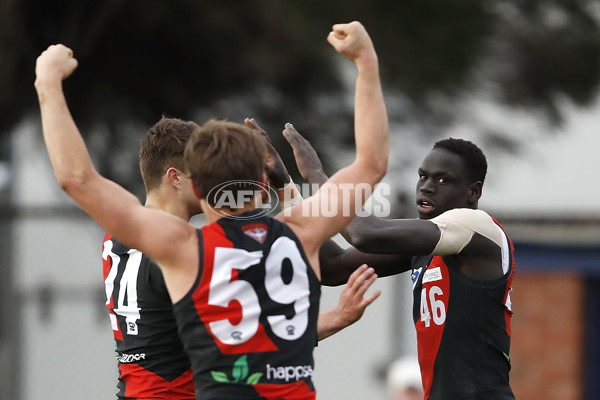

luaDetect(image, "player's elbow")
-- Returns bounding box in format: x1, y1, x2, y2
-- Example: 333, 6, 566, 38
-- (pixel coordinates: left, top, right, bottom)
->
373, 157, 388, 181
55, 170, 91, 195
320, 268, 348, 287
356, 155, 388, 184
346, 229, 378, 253
376, 149, 389, 178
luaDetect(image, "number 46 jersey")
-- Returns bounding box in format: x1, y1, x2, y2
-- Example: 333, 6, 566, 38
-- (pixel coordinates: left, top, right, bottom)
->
411, 213, 516, 400
102, 233, 195, 400
173, 211, 321, 400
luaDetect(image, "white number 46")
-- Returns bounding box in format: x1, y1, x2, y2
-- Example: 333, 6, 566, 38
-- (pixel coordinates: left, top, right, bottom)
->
420, 286, 446, 328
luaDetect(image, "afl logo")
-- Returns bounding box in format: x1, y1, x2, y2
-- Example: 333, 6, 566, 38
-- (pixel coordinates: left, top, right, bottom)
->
207, 180, 279, 220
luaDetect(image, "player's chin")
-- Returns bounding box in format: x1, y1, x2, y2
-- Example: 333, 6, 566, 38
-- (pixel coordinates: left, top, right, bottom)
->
417, 206, 437, 220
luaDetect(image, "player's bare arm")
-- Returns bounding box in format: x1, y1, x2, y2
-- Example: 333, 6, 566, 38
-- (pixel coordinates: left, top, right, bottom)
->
278, 22, 389, 272
282, 121, 440, 261
318, 240, 412, 285
282, 125, 507, 278
244, 117, 292, 189
250, 117, 386, 332
282, 122, 328, 186
35, 44, 198, 300
261, 120, 415, 282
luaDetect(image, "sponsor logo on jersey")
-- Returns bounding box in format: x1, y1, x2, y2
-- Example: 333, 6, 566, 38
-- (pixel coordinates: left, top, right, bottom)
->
422, 266, 443, 283
266, 363, 313, 382
118, 352, 146, 363
211, 355, 263, 385
242, 223, 268, 243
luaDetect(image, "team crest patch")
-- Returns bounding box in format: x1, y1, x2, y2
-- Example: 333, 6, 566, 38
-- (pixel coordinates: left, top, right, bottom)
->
243, 224, 268, 243
411, 268, 421, 284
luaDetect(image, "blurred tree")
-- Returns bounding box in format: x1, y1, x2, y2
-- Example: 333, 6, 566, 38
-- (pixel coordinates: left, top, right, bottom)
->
1, 0, 343, 193
491, 0, 600, 122
0, 0, 599, 193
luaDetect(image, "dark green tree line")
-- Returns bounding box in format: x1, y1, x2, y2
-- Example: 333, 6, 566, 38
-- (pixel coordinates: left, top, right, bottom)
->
1, 0, 598, 193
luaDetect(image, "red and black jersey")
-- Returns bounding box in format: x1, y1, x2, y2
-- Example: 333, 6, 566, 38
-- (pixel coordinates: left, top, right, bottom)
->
102, 233, 194, 400
411, 217, 516, 400
173, 210, 321, 400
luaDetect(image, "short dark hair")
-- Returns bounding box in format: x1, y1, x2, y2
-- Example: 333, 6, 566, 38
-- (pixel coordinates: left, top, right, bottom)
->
432, 138, 487, 184
184, 119, 267, 207
139, 117, 199, 192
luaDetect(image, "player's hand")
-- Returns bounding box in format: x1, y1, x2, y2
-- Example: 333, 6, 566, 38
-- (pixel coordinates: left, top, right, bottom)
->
334, 264, 381, 327
282, 123, 326, 184
327, 21, 376, 63
35, 44, 78, 86
244, 117, 290, 189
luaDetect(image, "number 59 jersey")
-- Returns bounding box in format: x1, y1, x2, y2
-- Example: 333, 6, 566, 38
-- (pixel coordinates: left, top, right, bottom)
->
102, 233, 194, 400
173, 211, 321, 400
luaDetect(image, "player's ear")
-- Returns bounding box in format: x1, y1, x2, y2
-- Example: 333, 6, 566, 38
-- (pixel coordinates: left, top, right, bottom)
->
166, 167, 181, 187
468, 181, 483, 203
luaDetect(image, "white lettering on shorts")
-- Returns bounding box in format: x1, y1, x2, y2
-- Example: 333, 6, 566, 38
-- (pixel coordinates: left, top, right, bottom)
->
118, 353, 146, 363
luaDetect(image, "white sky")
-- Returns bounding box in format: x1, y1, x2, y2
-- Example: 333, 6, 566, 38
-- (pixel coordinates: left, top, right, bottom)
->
450, 96, 600, 219
366, 93, 600, 221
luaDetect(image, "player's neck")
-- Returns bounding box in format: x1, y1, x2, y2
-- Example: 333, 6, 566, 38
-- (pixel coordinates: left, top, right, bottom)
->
201, 199, 259, 224
145, 193, 191, 222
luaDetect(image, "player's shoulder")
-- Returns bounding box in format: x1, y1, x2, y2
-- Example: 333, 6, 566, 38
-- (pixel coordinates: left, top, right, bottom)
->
431, 208, 505, 254
434, 208, 491, 220
431, 208, 495, 229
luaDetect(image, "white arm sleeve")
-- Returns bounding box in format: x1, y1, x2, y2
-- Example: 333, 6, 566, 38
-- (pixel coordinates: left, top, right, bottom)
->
429, 208, 504, 256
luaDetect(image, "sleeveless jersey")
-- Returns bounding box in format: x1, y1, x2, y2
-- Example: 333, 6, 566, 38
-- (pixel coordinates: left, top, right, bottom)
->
173, 210, 321, 400
102, 233, 195, 400
411, 215, 516, 400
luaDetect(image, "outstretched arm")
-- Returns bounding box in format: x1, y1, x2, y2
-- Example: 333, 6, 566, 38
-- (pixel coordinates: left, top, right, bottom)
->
35, 45, 88, 187
245, 117, 304, 210
319, 240, 411, 286
279, 21, 389, 260
281, 123, 328, 186
246, 117, 390, 334
247, 118, 412, 280
317, 265, 381, 341
283, 124, 439, 257
34, 45, 194, 280
244, 117, 291, 190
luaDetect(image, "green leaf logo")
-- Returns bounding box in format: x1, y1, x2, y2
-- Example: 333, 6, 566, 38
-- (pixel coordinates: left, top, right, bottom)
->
232, 355, 249, 383
247, 372, 263, 385
210, 355, 262, 385
211, 371, 230, 383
